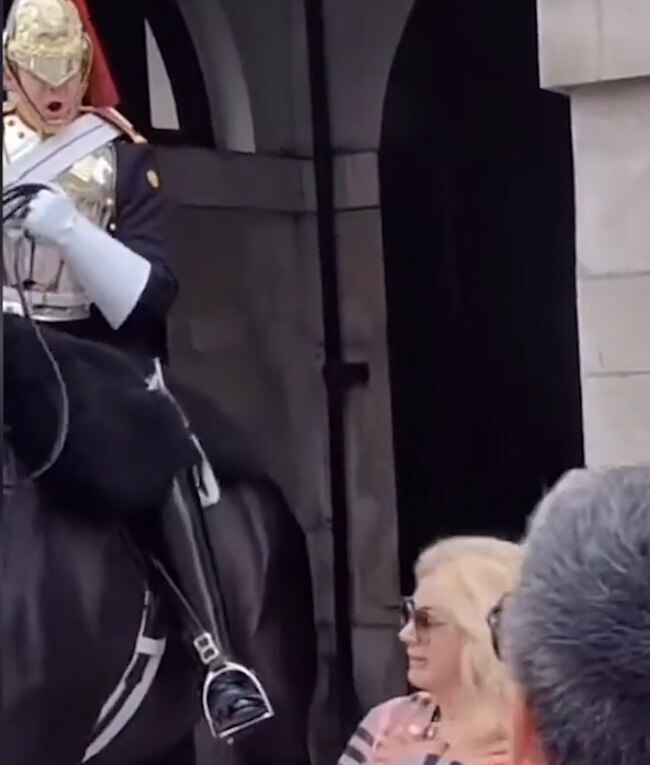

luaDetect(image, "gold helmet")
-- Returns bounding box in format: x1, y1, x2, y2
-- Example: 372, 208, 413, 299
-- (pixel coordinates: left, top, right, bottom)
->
3, 0, 92, 88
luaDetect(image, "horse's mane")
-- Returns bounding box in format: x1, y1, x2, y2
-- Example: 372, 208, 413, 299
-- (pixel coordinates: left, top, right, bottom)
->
4, 314, 197, 522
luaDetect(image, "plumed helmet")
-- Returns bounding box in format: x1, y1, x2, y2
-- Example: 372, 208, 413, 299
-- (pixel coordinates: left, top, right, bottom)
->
4, 0, 119, 107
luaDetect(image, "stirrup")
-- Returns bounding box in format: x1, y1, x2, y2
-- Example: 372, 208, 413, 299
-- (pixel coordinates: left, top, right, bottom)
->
201, 662, 274, 742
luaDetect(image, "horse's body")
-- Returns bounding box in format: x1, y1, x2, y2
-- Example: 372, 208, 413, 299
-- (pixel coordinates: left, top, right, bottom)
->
3, 314, 316, 765
4, 478, 199, 765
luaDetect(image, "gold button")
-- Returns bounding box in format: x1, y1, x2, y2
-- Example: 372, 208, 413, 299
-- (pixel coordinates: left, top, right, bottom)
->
146, 169, 160, 189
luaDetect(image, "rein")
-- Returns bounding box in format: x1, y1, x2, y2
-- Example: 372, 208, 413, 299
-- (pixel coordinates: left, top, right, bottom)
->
3, 183, 71, 488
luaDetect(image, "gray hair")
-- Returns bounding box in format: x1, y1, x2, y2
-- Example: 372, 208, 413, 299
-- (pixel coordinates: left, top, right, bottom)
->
505, 466, 650, 765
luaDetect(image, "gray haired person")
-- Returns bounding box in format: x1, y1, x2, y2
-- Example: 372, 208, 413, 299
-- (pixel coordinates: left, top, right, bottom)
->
499, 466, 650, 765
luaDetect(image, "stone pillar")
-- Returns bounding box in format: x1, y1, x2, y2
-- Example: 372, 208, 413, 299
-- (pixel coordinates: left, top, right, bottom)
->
536, 0, 650, 467
320, 0, 420, 718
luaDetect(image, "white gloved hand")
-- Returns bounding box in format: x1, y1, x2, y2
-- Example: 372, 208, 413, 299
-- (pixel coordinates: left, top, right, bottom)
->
22, 184, 77, 245
19, 182, 152, 329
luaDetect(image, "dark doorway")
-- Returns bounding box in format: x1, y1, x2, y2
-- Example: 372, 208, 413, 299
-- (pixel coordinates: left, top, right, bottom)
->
379, 0, 583, 592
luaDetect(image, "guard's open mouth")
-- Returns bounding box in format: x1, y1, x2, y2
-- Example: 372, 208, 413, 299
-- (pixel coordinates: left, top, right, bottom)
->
46, 100, 63, 114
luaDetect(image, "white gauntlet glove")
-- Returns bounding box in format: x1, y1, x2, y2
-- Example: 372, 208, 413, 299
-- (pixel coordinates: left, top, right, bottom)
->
23, 184, 152, 329
23, 184, 79, 243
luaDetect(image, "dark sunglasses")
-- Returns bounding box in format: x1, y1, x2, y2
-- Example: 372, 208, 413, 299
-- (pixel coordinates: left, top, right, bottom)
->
487, 593, 510, 660
399, 596, 444, 643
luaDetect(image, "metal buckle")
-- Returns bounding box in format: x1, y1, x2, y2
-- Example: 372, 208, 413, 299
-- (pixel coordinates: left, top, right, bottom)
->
193, 632, 222, 666
202, 663, 274, 743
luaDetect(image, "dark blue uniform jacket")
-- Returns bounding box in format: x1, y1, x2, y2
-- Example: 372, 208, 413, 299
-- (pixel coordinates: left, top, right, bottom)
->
56, 139, 177, 363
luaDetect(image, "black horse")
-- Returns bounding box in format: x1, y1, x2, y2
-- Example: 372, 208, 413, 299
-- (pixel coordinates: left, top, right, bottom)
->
3, 313, 316, 765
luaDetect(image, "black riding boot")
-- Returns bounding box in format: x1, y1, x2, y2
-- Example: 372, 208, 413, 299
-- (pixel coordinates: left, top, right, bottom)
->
151, 470, 273, 741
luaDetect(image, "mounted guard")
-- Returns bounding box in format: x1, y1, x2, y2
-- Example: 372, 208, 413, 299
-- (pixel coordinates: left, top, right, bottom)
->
2, 0, 273, 741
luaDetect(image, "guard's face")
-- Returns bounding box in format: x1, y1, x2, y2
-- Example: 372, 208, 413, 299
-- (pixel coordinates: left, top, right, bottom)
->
10, 68, 84, 129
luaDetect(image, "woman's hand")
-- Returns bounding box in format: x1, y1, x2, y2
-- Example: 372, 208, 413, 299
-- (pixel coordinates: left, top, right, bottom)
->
373, 724, 444, 763
372, 724, 509, 765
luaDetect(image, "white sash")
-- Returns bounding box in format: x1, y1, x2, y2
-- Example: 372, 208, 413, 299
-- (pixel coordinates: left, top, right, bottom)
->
3, 112, 121, 189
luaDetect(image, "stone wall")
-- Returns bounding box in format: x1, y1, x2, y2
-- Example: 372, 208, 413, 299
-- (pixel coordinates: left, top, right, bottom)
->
155, 5, 416, 761
537, 0, 650, 467
153, 1, 650, 761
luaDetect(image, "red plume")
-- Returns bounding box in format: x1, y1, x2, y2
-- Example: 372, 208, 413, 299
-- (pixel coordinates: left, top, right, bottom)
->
69, 0, 120, 108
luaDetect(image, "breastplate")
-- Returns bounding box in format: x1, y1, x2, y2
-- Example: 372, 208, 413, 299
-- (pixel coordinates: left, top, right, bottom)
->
3, 112, 117, 322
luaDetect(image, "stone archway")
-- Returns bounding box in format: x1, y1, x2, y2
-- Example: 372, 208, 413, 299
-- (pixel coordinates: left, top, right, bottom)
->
85, 0, 255, 152
174, 0, 255, 153
379, 0, 584, 588
79, 0, 211, 146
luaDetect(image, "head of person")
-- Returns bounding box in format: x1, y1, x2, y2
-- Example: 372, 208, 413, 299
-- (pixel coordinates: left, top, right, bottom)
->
502, 466, 650, 765
399, 536, 520, 728
3, 0, 118, 132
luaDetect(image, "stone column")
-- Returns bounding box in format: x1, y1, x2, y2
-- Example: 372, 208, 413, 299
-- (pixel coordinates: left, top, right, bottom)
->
536, 0, 650, 467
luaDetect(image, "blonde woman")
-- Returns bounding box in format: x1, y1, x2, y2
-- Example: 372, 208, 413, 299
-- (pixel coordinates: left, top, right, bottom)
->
339, 536, 520, 765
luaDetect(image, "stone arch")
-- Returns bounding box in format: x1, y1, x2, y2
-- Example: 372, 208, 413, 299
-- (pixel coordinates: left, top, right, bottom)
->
145, 0, 257, 151
141, 0, 257, 151
175, 0, 255, 153
143, 0, 213, 145
144, 20, 179, 131
379, 0, 583, 589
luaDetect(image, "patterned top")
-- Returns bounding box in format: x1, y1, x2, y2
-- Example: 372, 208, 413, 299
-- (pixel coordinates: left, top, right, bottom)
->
338, 694, 463, 765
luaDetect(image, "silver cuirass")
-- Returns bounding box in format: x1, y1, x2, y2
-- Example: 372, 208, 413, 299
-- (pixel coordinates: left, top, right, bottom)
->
3, 110, 117, 321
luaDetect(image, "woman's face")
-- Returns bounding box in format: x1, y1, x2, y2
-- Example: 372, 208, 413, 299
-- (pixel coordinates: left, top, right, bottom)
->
399, 572, 463, 695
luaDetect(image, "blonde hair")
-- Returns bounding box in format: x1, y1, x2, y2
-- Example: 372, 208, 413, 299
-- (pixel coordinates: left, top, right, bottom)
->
414, 535, 520, 749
